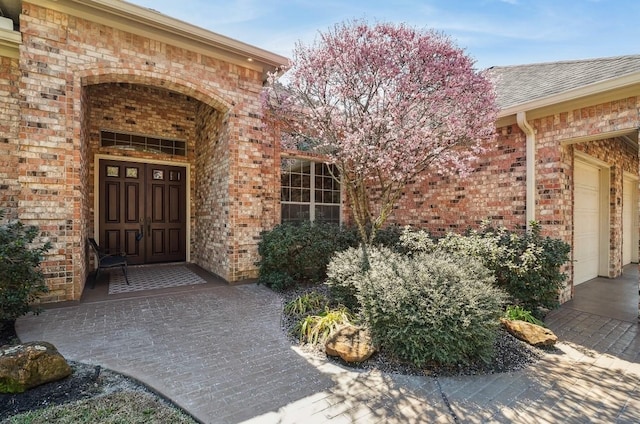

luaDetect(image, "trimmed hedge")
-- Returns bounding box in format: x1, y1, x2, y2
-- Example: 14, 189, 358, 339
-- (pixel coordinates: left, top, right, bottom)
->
256, 222, 402, 290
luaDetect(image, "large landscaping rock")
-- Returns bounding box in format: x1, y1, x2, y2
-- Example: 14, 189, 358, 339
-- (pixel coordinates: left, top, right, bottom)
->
501, 318, 558, 347
325, 325, 376, 363
0, 341, 72, 393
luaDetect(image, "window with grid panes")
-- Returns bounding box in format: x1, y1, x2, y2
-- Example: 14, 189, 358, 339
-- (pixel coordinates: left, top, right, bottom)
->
101, 130, 186, 156
280, 158, 341, 224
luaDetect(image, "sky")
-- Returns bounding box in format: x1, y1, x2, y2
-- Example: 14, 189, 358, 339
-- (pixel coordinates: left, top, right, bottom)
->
127, 0, 639, 70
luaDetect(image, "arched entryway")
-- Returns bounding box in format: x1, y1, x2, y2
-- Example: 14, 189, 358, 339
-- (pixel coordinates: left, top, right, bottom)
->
78, 71, 233, 294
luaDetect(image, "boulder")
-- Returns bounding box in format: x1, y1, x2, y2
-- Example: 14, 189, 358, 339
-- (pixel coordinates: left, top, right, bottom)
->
0, 341, 72, 393
325, 325, 376, 363
501, 318, 558, 347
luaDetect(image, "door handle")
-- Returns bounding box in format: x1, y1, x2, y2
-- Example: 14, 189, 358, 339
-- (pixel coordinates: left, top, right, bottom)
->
136, 218, 144, 241
146, 217, 151, 235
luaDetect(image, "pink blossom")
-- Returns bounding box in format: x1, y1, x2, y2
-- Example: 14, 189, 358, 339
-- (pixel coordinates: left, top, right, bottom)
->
263, 20, 498, 243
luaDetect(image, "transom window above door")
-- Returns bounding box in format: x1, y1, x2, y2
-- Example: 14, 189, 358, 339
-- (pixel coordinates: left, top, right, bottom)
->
101, 130, 186, 156
280, 158, 341, 224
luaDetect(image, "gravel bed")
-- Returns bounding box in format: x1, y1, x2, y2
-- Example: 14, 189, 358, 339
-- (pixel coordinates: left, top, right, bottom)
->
0, 322, 195, 422
0, 361, 160, 421
279, 284, 545, 377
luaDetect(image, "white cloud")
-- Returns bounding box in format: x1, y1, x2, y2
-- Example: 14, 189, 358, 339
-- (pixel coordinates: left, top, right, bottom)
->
131, 0, 269, 28
126, 0, 639, 70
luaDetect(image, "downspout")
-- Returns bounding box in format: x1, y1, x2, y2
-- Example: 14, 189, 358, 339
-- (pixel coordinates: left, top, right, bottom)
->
516, 111, 535, 231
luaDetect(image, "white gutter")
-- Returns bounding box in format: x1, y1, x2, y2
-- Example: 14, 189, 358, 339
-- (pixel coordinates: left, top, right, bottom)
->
517, 111, 536, 230
499, 71, 640, 118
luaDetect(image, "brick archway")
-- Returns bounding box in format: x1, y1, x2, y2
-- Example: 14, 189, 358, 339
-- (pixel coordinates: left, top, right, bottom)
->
75, 69, 234, 299
78, 68, 234, 113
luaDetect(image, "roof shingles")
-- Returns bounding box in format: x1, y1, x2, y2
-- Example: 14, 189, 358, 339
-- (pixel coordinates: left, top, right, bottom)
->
485, 55, 640, 110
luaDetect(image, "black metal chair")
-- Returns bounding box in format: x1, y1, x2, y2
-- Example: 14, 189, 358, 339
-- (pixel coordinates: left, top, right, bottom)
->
88, 238, 130, 288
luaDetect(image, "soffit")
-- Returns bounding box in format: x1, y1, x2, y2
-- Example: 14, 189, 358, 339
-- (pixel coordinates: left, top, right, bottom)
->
0, 0, 20, 24
24, 0, 289, 79
0, 27, 20, 58
494, 79, 640, 129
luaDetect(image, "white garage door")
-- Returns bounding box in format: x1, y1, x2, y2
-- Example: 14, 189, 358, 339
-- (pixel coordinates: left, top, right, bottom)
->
623, 176, 637, 265
574, 160, 600, 285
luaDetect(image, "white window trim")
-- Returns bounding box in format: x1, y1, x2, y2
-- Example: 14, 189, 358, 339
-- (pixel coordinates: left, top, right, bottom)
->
280, 158, 342, 224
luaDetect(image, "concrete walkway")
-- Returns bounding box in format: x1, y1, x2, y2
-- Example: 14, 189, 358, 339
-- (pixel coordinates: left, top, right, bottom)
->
16, 274, 640, 423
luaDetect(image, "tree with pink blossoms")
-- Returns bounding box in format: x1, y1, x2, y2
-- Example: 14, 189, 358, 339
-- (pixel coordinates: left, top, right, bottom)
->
263, 21, 497, 244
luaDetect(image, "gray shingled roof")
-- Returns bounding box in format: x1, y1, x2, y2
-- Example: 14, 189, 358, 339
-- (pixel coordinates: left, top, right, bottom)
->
485, 55, 640, 111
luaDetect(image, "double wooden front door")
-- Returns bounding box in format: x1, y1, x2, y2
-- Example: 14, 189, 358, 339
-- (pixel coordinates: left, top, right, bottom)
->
99, 159, 186, 265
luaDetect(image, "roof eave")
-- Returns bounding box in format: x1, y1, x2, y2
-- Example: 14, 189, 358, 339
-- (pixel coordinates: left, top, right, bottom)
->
27, 0, 289, 76
0, 27, 21, 59
497, 71, 640, 118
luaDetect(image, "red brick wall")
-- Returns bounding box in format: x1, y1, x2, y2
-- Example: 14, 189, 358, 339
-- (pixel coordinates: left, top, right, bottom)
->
15, 2, 275, 300
78, 86, 91, 298
388, 126, 527, 234
0, 56, 20, 218
228, 92, 279, 280
382, 96, 639, 304
194, 103, 230, 278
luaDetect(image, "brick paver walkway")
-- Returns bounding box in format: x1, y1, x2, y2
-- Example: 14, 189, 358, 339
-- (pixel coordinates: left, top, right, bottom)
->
16, 283, 640, 423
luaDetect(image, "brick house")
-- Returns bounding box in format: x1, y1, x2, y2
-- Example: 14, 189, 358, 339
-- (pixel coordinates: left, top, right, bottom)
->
1, 1, 639, 308
389, 56, 640, 303
0, 0, 287, 302
280, 56, 640, 306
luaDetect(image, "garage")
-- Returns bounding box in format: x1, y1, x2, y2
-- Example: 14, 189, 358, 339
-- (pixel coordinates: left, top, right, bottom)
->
622, 175, 638, 265
573, 159, 602, 285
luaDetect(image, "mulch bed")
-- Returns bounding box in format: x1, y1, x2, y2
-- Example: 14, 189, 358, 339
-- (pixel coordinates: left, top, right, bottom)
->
0, 361, 104, 420
279, 285, 548, 377
0, 321, 186, 422
0, 320, 105, 420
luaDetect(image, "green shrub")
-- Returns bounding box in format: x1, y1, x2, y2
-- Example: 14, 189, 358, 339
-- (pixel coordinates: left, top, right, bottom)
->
331, 246, 507, 366
256, 221, 358, 290
0, 210, 51, 322
325, 238, 416, 311
396, 226, 436, 254
256, 221, 428, 291
504, 305, 545, 327
371, 225, 405, 250
398, 222, 570, 316
284, 291, 329, 316
293, 306, 354, 345
326, 245, 385, 311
